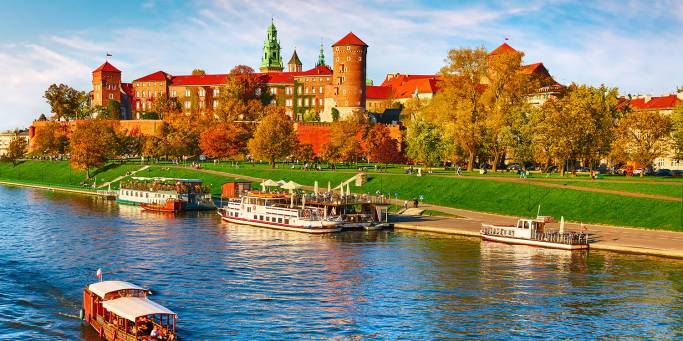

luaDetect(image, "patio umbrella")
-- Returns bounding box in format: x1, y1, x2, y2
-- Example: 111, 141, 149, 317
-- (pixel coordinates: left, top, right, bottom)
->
281, 181, 303, 193
559, 216, 565, 234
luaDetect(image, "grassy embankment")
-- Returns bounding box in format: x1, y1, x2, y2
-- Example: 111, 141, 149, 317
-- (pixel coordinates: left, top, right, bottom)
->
2, 160, 682, 231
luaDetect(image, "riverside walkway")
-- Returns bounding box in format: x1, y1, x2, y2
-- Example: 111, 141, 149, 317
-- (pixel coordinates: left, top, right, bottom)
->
192, 167, 683, 259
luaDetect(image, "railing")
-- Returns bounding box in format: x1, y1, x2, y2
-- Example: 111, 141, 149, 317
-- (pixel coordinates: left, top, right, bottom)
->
481, 226, 588, 245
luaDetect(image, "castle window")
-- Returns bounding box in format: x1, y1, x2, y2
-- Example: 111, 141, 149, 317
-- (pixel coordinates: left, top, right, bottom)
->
213, 88, 220, 96
136, 102, 141, 109
136, 91, 140, 97
319, 86, 323, 93
305, 87, 309, 94
185, 89, 190, 97
297, 98, 302, 106
343, 89, 347, 95
286, 99, 292, 107
185, 101, 191, 109
347, 56, 351, 61
213, 100, 218, 109
358, 56, 362, 61
199, 89, 205, 97
154, 91, 158, 97
269, 87, 276, 95
312, 87, 316, 94
298, 86, 302, 93
336, 57, 339, 62
199, 100, 205, 109
335, 47, 339, 51
304, 98, 309, 106
171, 90, 177, 97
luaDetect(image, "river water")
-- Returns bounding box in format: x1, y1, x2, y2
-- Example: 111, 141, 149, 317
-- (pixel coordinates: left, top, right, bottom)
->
1, 185, 683, 340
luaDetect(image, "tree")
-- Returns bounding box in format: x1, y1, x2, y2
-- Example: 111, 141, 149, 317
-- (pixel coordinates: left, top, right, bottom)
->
612, 110, 672, 177
330, 107, 340, 122
43, 84, 86, 120
302, 109, 320, 122
5, 131, 28, 166
29, 121, 68, 157
95, 100, 121, 120
192, 69, 206, 75
151, 96, 181, 119
224, 65, 267, 103
426, 47, 488, 171
405, 117, 444, 168
292, 143, 315, 163
247, 110, 297, 167
162, 112, 202, 159
366, 124, 402, 166
113, 128, 142, 162
70, 120, 117, 178
199, 122, 249, 159
320, 112, 367, 164
671, 104, 683, 159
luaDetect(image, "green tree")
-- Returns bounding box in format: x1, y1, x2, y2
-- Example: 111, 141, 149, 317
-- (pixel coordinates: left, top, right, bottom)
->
43, 84, 86, 120
330, 107, 340, 122
406, 117, 444, 168
247, 110, 297, 167
671, 104, 683, 159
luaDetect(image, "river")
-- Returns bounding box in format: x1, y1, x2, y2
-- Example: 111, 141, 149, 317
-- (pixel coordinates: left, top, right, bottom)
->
0, 185, 682, 340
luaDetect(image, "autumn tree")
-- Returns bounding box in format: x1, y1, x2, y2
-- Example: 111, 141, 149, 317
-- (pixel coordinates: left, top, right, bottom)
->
366, 124, 402, 166
150, 97, 181, 119
612, 110, 672, 177
192, 69, 206, 75
199, 122, 250, 159
113, 128, 142, 162
671, 104, 683, 159
4, 131, 28, 166
162, 112, 202, 159
70, 120, 117, 178
320, 111, 367, 164
30, 121, 69, 157
215, 65, 270, 123
426, 47, 488, 171
292, 143, 315, 163
247, 109, 297, 167
43, 84, 87, 120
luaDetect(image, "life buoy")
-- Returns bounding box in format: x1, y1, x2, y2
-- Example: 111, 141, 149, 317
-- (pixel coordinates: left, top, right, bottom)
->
253, 205, 257, 211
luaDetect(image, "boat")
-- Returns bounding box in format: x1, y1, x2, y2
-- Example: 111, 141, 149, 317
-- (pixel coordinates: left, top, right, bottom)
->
140, 199, 185, 213
480, 216, 589, 250
217, 192, 343, 233
82, 280, 177, 341
302, 195, 393, 230
117, 177, 214, 211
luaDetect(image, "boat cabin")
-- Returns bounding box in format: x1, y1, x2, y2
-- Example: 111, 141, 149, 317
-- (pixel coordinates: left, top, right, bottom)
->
83, 281, 177, 341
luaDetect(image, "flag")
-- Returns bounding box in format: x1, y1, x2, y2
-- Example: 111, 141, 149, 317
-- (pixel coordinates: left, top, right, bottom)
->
96, 268, 103, 281
106, 53, 112, 57
505, 37, 509, 41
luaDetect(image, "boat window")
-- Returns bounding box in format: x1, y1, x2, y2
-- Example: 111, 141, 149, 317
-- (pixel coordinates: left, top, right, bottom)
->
278, 218, 283, 223
260, 215, 264, 221
235, 213, 238, 217
523, 221, 530, 229
247, 207, 251, 212
265, 216, 269, 221
284, 219, 289, 224
254, 215, 257, 220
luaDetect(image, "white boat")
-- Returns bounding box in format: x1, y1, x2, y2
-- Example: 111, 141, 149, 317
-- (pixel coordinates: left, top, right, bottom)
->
481, 216, 589, 250
217, 192, 342, 233
117, 177, 214, 211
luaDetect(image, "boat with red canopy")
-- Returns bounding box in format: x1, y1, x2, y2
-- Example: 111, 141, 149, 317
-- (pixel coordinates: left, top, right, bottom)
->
82, 280, 177, 340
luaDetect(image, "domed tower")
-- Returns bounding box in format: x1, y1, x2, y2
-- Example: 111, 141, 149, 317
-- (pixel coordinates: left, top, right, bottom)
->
287, 49, 302, 72
259, 19, 284, 73
324, 32, 367, 120
92, 61, 121, 108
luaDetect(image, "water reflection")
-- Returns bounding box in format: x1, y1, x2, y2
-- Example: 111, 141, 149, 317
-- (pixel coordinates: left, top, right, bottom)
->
1, 185, 683, 339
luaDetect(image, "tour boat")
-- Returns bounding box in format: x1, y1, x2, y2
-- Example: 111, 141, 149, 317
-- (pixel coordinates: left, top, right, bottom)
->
481, 216, 589, 250
82, 280, 177, 341
117, 177, 214, 211
302, 196, 393, 230
217, 192, 343, 233
140, 199, 185, 213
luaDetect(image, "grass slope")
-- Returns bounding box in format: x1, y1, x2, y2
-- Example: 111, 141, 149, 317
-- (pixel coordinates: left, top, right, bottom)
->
0, 161, 140, 189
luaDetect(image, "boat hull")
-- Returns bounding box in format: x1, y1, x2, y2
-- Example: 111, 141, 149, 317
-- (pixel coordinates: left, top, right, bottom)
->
220, 215, 342, 234
481, 234, 589, 250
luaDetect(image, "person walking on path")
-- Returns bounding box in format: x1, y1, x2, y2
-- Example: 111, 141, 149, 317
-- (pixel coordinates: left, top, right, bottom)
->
457, 166, 463, 176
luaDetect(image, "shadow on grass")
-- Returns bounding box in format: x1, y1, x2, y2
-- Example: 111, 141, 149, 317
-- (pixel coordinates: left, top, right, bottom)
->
90, 163, 119, 178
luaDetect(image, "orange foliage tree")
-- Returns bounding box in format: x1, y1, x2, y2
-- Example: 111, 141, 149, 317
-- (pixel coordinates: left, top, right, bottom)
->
366, 124, 402, 166
199, 122, 250, 159
69, 120, 117, 178
247, 109, 297, 167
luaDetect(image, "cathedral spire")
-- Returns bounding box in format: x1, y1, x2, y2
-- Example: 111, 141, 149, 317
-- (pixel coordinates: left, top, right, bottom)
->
316, 41, 326, 67
260, 19, 284, 72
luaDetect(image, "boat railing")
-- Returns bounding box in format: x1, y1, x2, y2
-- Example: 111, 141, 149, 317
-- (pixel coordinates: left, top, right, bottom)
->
481, 225, 516, 237
531, 231, 588, 245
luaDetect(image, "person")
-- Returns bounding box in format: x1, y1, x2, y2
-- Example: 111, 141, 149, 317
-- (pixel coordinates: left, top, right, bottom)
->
403, 200, 408, 210
457, 166, 462, 176
151, 326, 160, 339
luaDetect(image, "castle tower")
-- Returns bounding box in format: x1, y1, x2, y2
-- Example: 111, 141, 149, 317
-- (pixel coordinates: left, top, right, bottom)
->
323, 32, 367, 121
259, 19, 284, 72
92, 61, 122, 108
287, 49, 302, 72
316, 42, 326, 67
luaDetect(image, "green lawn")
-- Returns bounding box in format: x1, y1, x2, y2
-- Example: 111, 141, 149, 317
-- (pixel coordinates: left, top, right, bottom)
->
3, 160, 683, 231
537, 180, 683, 198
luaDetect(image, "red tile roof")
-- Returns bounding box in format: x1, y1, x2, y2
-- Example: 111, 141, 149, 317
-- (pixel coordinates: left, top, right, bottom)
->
134, 71, 170, 82
170, 74, 229, 86
627, 95, 682, 110
489, 43, 518, 56
93, 61, 121, 73
296, 65, 333, 76
333, 32, 367, 47
378, 74, 441, 99
366, 86, 393, 99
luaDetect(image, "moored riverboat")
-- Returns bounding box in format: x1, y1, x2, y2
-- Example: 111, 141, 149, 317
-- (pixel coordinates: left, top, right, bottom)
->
218, 192, 343, 233
82, 280, 177, 341
481, 216, 589, 250
117, 177, 214, 211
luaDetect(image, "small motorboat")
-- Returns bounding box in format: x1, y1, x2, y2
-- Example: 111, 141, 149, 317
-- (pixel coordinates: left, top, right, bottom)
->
82, 280, 177, 340
141, 199, 185, 213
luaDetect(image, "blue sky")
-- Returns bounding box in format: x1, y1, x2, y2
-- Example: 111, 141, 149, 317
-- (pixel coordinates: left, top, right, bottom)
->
1, 0, 682, 130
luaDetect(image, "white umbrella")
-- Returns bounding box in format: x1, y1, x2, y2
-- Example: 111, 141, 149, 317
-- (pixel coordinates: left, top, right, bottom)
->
281, 181, 303, 194
314, 181, 319, 195
263, 179, 279, 187
559, 216, 565, 234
